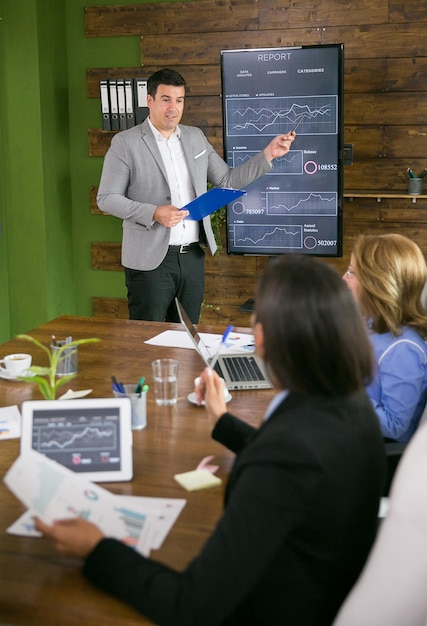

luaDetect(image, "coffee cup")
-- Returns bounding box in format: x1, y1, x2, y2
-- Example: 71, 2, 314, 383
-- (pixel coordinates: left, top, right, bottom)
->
0, 353, 32, 377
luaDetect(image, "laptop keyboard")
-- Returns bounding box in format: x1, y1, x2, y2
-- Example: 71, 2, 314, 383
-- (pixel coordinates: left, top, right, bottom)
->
221, 356, 265, 382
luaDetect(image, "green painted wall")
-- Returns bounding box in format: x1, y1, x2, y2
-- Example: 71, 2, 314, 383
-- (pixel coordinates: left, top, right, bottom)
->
65, 0, 142, 321
0, 0, 10, 341
0, 0, 73, 341
0, 0, 143, 341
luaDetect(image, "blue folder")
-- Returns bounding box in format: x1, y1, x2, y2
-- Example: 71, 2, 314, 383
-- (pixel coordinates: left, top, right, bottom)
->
181, 188, 246, 220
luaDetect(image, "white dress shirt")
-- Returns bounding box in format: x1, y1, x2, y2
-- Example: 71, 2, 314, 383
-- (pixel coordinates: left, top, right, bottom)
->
148, 118, 199, 246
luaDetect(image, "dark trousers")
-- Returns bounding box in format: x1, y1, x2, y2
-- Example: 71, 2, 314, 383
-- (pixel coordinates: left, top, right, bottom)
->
124, 245, 205, 323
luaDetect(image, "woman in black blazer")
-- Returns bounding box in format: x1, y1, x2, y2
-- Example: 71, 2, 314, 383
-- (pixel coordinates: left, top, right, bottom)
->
36, 255, 385, 626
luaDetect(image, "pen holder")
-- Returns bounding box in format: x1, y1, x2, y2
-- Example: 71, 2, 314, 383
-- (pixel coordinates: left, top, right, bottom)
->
50, 341, 78, 376
113, 384, 147, 430
408, 177, 423, 196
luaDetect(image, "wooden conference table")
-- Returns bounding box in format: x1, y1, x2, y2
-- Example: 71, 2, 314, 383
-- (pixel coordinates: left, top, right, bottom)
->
0, 315, 274, 625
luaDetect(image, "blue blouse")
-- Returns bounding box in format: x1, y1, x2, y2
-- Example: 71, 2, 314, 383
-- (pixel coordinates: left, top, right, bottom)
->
367, 326, 427, 442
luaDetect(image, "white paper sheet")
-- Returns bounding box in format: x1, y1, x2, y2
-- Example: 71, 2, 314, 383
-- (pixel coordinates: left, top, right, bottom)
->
145, 330, 255, 354
4, 450, 186, 556
0, 405, 21, 440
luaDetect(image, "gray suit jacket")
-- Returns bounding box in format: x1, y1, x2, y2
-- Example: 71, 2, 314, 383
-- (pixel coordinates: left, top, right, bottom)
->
97, 119, 272, 270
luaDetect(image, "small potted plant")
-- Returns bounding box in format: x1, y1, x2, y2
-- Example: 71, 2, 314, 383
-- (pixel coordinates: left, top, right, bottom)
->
16, 334, 100, 399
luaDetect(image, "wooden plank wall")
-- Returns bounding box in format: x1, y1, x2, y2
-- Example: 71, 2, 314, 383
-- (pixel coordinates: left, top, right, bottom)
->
85, 0, 427, 325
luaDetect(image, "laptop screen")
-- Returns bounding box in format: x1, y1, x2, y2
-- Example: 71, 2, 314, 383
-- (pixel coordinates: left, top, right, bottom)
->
175, 298, 213, 365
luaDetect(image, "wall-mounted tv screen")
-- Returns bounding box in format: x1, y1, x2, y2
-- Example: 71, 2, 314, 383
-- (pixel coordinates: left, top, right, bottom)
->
221, 44, 344, 257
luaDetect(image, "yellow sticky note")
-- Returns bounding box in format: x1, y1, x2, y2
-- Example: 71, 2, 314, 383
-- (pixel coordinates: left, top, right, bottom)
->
174, 468, 222, 491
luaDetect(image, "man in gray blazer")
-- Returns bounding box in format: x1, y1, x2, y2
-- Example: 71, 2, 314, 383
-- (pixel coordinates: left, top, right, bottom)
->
97, 69, 295, 322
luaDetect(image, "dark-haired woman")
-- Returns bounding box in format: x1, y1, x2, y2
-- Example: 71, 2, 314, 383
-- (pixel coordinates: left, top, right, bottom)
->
36, 255, 385, 626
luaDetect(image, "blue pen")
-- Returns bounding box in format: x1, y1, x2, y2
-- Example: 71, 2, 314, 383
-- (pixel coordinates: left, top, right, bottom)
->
111, 375, 125, 393
209, 324, 234, 372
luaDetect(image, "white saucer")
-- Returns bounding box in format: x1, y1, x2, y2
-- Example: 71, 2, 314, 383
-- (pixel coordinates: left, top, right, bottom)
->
0, 369, 36, 382
187, 391, 232, 406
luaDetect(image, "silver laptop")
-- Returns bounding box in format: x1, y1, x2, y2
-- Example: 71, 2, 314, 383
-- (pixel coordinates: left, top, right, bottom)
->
175, 298, 272, 390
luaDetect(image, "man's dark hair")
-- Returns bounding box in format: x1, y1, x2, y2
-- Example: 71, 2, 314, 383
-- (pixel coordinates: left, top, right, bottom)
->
255, 254, 373, 396
147, 69, 186, 98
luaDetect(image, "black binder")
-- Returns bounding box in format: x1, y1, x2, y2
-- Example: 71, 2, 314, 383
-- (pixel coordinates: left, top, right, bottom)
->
108, 79, 119, 131
133, 78, 149, 125
117, 79, 127, 130
125, 79, 135, 128
99, 80, 111, 131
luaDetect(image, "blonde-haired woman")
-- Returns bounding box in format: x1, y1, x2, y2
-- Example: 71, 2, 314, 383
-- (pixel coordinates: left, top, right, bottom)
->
344, 233, 427, 442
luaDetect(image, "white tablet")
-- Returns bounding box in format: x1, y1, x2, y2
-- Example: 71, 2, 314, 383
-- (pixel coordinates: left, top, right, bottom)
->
20, 398, 133, 482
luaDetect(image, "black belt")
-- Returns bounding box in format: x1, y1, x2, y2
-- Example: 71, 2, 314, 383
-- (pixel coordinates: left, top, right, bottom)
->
167, 243, 199, 254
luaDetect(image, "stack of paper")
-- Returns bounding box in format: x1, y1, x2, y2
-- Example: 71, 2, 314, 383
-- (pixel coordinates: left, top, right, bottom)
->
4, 449, 185, 556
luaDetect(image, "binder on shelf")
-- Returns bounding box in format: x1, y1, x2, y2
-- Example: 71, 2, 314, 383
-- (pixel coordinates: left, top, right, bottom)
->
117, 79, 127, 130
125, 79, 135, 128
108, 79, 119, 131
99, 80, 111, 131
133, 78, 149, 125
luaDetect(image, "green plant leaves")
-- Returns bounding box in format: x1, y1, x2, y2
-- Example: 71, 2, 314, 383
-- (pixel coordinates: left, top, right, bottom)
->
16, 335, 100, 400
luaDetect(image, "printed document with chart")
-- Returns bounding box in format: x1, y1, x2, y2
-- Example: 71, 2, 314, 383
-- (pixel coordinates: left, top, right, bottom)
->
4, 449, 185, 555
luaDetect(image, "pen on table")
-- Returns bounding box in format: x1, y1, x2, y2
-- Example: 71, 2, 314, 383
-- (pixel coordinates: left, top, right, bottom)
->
209, 324, 234, 373
407, 167, 415, 178
111, 375, 125, 393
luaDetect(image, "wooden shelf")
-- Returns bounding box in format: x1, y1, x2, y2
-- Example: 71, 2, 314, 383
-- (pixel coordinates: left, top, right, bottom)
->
344, 190, 427, 203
